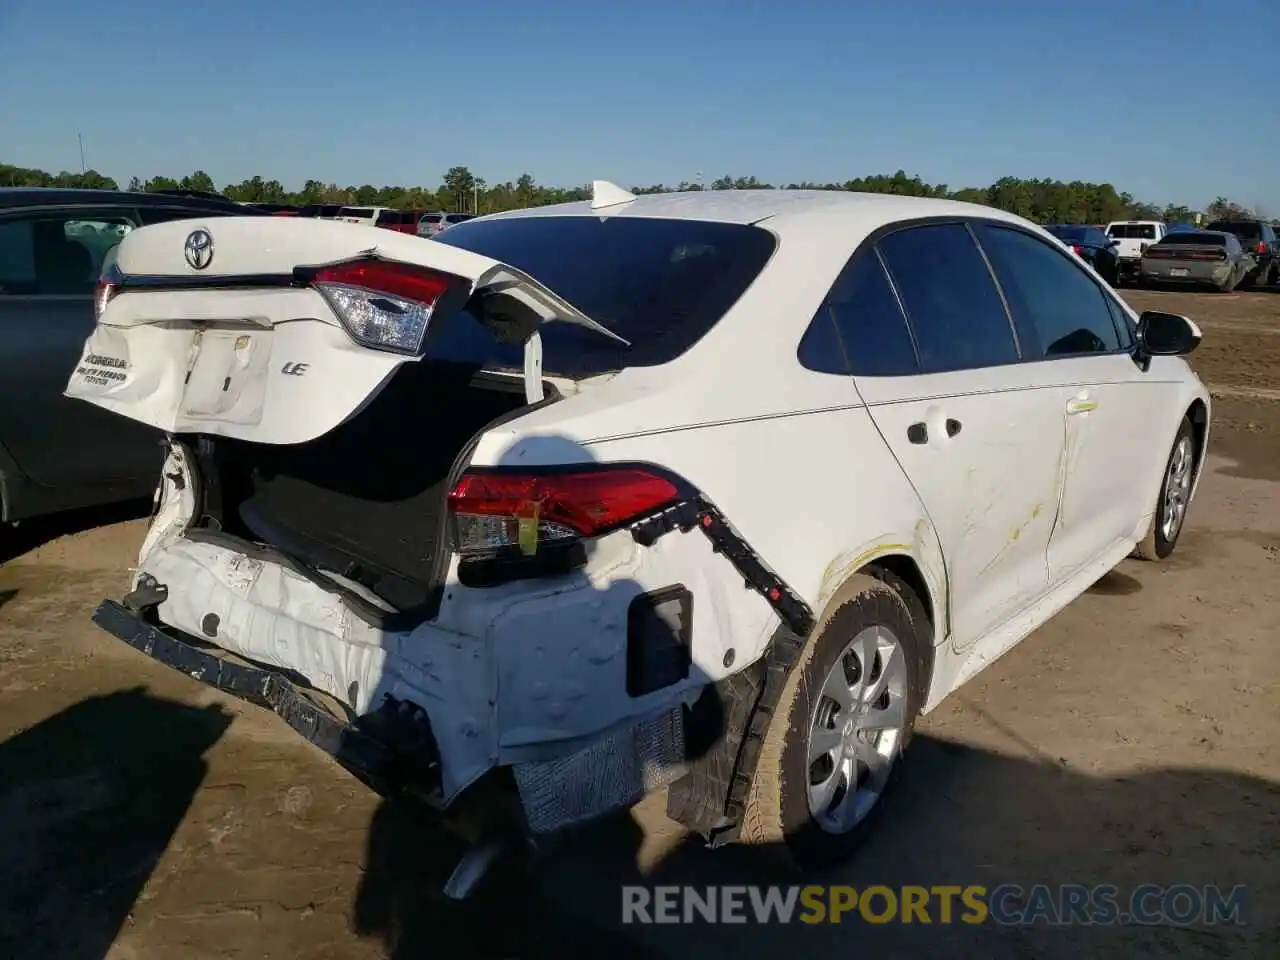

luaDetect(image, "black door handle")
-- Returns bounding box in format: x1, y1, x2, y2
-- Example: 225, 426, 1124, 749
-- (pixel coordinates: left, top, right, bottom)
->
946, 418, 962, 437
907, 423, 928, 444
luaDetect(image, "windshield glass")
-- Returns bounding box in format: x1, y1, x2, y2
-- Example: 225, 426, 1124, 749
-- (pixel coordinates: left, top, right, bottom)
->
1161, 233, 1227, 246
429, 215, 777, 377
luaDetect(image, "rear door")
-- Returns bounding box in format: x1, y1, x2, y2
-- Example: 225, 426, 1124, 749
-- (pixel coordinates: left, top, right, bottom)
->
0, 204, 164, 488
849, 222, 1067, 651
974, 222, 1170, 586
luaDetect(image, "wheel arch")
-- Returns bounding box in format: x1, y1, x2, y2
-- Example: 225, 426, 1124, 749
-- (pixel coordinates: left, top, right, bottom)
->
1186, 396, 1209, 482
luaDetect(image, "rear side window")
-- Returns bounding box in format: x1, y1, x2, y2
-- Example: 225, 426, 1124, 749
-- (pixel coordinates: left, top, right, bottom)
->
0, 212, 137, 295
338, 207, 374, 218
1108, 224, 1158, 240
427, 216, 777, 377
876, 223, 1019, 373
977, 225, 1121, 358
798, 253, 918, 376
1161, 233, 1226, 246
422, 213, 443, 224
376, 210, 399, 226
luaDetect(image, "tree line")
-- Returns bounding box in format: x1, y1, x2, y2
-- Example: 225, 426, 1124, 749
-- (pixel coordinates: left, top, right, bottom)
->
3, 160, 1271, 227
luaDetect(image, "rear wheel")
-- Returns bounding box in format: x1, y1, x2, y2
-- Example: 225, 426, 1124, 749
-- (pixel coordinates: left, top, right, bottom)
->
741, 573, 928, 871
1133, 417, 1196, 561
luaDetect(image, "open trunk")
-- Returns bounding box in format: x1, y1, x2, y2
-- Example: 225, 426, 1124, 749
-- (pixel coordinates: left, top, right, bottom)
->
65, 216, 619, 615
192, 360, 532, 614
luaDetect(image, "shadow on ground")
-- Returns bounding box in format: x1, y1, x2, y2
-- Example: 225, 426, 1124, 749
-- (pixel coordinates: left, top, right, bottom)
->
0, 687, 231, 960
349, 734, 1279, 959
1, 499, 150, 566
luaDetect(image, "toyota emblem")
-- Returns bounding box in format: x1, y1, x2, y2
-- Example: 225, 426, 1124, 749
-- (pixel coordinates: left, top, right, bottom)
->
184, 229, 214, 270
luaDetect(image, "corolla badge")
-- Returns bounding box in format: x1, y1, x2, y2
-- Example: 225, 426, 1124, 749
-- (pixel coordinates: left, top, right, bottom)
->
184, 229, 214, 270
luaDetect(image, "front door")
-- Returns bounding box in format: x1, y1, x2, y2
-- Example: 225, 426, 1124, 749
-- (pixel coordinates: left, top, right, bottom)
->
972, 222, 1175, 586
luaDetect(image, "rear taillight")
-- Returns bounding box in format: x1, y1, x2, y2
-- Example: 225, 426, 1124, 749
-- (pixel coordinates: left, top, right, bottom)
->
1070, 244, 1083, 255
448, 467, 681, 559
301, 257, 462, 354
94, 263, 122, 322
1258, 241, 1268, 255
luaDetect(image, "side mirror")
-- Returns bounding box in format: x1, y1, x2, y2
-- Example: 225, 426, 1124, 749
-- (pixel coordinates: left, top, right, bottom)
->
1137, 311, 1202, 357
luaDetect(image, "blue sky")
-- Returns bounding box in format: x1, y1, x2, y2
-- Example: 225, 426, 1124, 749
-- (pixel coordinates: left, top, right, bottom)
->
2, 0, 1276, 210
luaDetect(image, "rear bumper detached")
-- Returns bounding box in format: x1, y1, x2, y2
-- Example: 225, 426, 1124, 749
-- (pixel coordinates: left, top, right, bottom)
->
91, 598, 443, 803
91, 590, 694, 839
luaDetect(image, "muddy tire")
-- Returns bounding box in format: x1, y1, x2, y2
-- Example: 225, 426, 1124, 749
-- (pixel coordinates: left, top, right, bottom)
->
1133, 416, 1197, 561
740, 572, 929, 872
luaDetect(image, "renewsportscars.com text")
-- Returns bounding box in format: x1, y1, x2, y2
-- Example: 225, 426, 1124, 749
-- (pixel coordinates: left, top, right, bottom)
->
621, 884, 1248, 926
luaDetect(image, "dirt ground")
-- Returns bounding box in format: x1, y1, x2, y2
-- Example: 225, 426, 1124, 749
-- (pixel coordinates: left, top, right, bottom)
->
1, 287, 1277, 959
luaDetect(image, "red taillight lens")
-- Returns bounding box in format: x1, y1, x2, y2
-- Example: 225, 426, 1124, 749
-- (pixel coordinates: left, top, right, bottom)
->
1258, 241, 1268, 255
448, 467, 681, 558
1070, 244, 1083, 255
304, 258, 459, 354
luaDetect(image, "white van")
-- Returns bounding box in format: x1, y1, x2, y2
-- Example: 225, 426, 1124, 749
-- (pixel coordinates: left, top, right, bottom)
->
333, 206, 391, 227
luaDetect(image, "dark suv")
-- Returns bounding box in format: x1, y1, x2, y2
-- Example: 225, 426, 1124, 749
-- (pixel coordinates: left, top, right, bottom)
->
0, 188, 248, 529
1203, 219, 1277, 285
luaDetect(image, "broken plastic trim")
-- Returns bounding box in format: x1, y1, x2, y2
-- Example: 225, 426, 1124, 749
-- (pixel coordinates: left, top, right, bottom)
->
92, 598, 443, 804
630, 497, 815, 638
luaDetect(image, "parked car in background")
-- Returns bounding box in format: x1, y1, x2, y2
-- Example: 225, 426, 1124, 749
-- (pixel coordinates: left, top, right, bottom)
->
1202, 219, 1277, 286
1140, 230, 1250, 292
417, 211, 477, 236
0, 187, 249, 529
375, 209, 428, 234
71, 187, 1208, 890
295, 204, 345, 219
1044, 224, 1121, 285
1105, 220, 1166, 283
334, 206, 390, 226
246, 202, 300, 217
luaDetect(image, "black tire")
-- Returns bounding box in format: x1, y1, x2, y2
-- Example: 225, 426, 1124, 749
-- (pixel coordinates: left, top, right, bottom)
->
1133, 416, 1197, 561
741, 572, 930, 872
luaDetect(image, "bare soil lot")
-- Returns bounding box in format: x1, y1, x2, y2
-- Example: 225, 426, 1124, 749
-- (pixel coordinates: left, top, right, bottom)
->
1, 287, 1277, 959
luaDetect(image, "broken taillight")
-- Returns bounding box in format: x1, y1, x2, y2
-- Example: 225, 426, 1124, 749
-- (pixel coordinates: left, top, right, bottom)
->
301, 257, 463, 355
448, 467, 681, 559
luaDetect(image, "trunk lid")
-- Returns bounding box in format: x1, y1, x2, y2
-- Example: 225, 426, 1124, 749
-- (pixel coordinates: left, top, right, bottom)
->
65, 217, 623, 445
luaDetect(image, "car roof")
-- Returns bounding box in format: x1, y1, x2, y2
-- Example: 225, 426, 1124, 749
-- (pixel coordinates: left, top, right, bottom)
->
0, 186, 244, 211
477, 188, 1030, 231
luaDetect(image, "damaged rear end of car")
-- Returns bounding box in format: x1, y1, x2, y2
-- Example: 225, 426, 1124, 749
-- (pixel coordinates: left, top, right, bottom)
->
70, 209, 796, 894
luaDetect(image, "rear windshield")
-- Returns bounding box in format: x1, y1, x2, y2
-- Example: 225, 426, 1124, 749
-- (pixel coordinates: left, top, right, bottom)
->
338, 207, 374, 218
1108, 224, 1157, 239
427, 216, 777, 377
1161, 233, 1226, 246
1205, 221, 1260, 240
422, 213, 443, 223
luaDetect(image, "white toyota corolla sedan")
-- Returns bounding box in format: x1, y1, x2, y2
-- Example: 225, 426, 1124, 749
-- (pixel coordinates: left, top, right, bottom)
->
68, 183, 1208, 890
